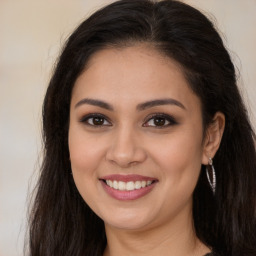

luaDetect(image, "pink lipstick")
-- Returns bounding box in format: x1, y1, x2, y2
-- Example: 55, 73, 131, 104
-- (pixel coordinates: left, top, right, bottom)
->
100, 174, 158, 201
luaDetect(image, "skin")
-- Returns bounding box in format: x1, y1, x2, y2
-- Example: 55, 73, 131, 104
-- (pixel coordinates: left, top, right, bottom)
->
68, 45, 225, 256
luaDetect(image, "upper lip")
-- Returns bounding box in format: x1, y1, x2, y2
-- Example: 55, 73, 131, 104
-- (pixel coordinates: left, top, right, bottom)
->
100, 174, 158, 182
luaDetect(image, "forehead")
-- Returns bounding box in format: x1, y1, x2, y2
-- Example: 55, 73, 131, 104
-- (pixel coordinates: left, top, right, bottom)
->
71, 45, 201, 112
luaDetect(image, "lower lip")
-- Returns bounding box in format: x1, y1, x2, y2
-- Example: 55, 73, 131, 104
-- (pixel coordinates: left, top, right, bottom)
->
100, 180, 156, 201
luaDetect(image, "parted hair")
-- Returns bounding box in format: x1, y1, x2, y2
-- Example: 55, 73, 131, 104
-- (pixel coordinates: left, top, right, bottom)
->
28, 1, 256, 255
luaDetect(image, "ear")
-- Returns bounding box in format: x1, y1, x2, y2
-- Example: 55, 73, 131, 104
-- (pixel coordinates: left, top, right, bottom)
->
202, 112, 225, 165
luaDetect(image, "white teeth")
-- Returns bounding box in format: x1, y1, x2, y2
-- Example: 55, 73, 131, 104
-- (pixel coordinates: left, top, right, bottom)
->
135, 181, 141, 189
113, 180, 118, 190
126, 181, 135, 191
118, 181, 126, 191
105, 180, 154, 191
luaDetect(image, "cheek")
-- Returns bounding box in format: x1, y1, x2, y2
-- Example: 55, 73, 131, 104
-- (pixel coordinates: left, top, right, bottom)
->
68, 126, 104, 200
153, 131, 203, 214
68, 127, 105, 210
68, 125, 105, 174
149, 129, 203, 185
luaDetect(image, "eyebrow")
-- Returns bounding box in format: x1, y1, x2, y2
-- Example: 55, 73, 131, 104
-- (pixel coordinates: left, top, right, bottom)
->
136, 98, 186, 111
75, 98, 114, 110
75, 98, 186, 111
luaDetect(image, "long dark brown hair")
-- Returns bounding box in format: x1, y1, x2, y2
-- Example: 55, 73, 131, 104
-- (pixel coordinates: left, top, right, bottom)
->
28, 1, 256, 255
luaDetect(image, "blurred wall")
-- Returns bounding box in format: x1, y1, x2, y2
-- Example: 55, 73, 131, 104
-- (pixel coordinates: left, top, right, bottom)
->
0, 1, 255, 255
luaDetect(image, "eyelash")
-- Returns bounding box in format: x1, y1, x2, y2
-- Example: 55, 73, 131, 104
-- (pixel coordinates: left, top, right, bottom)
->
143, 113, 177, 128
79, 113, 111, 127
79, 113, 177, 128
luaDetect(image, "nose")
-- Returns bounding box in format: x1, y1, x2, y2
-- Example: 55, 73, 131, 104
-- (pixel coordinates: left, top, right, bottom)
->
105, 126, 147, 168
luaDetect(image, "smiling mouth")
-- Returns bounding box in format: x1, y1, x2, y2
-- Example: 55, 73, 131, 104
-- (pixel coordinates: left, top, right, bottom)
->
99, 174, 158, 200
102, 179, 156, 191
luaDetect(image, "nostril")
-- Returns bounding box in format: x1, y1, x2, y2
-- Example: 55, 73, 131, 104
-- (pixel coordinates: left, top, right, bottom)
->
105, 146, 147, 168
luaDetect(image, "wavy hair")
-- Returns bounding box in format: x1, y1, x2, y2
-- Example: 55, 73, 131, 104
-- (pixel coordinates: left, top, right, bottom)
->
28, 1, 256, 255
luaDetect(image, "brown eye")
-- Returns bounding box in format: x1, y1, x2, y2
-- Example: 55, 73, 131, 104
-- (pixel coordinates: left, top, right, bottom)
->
91, 117, 105, 125
80, 114, 111, 126
143, 114, 177, 128
153, 117, 166, 126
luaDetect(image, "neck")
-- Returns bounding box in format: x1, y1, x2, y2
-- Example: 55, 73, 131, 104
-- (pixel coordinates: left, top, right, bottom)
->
103, 205, 210, 256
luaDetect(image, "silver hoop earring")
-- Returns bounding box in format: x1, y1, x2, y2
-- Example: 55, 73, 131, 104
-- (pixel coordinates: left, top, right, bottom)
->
206, 157, 216, 194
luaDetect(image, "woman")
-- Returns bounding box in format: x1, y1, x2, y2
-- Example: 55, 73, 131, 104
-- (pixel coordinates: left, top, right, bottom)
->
29, 0, 256, 255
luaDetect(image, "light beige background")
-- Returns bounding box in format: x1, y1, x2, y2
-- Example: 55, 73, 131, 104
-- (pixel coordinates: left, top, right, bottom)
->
0, 1, 255, 255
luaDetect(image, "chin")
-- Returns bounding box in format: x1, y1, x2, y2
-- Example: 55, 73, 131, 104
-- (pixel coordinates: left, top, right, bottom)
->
101, 208, 155, 231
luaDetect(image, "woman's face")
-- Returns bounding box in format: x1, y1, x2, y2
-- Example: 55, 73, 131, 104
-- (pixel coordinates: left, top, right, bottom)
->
69, 45, 206, 231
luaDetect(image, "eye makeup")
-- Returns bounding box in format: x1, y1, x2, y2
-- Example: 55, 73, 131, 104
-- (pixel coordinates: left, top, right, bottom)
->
79, 113, 112, 127
79, 111, 178, 130
143, 113, 178, 128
